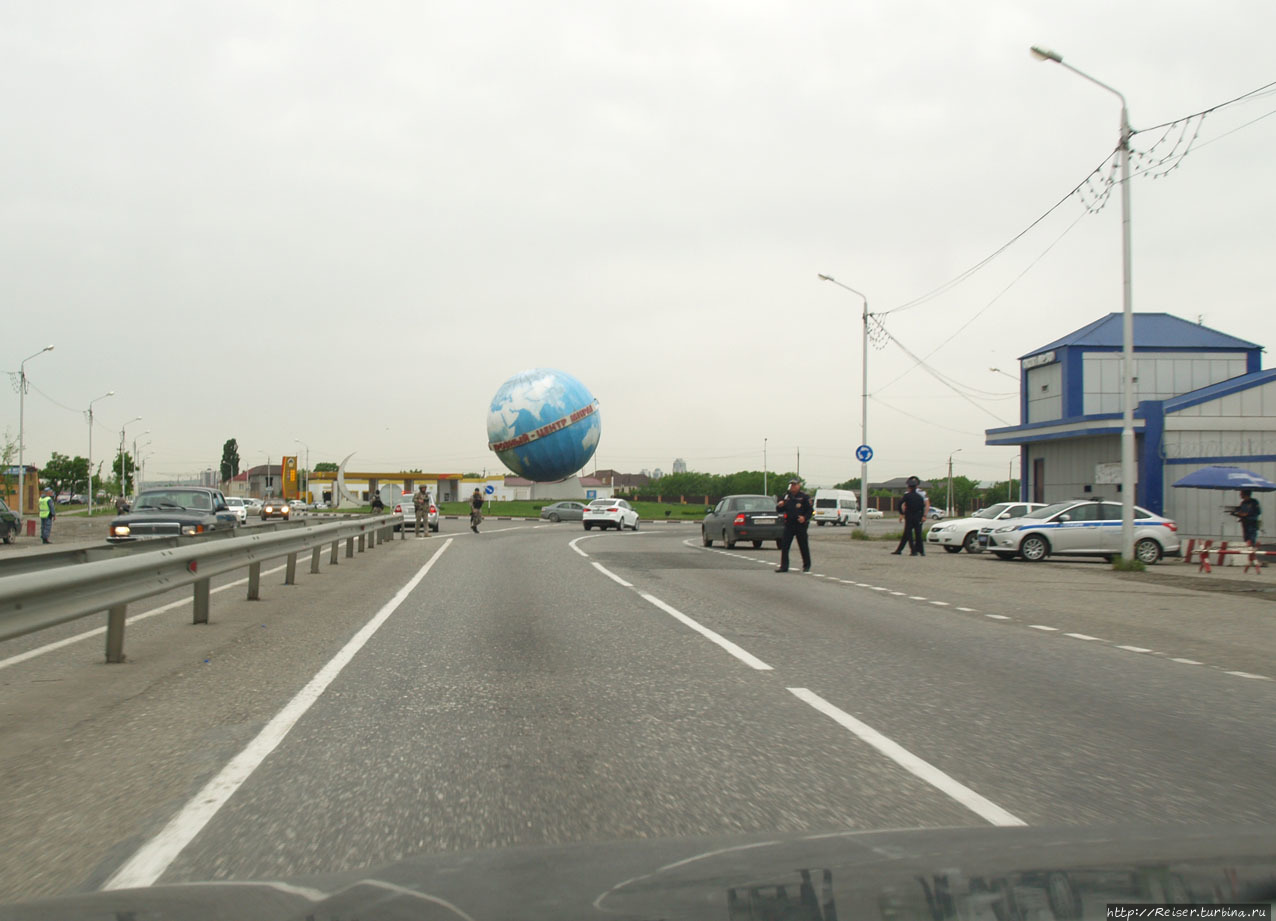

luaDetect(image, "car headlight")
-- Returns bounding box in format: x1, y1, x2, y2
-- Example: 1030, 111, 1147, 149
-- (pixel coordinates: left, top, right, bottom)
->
995, 525, 1019, 533
111, 525, 130, 537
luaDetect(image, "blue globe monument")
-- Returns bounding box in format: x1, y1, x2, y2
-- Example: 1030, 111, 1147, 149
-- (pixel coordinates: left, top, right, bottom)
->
486, 368, 601, 482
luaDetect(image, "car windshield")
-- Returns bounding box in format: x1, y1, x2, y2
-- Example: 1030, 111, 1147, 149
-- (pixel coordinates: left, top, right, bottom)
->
1024, 502, 1075, 520
734, 497, 775, 512
134, 491, 213, 511
972, 503, 1012, 519
589, 500, 614, 507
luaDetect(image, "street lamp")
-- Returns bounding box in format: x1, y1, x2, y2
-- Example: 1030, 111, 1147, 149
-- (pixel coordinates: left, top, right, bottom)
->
818, 275, 871, 512
135, 438, 151, 490
947, 448, 964, 517
86, 390, 114, 518
119, 417, 142, 499
294, 439, 311, 499
1031, 44, 1136, 561
16, 344, 54, 518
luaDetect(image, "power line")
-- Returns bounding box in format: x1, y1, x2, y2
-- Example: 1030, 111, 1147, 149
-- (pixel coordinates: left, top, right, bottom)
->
1132, 79, 1276, 135
867, 395, 986, 437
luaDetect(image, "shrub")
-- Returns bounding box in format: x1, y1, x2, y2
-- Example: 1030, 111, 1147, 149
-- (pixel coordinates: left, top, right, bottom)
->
1111, 555, 1146, 572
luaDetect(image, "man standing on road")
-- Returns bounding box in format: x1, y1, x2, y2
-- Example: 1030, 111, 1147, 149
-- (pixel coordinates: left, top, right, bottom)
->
38, 487, 56, 544
775, 478, 812, 573
413, 485, 430, 537
470, 488, 484, 533
1232, 489, 1262, 548
893, 476, 926, 556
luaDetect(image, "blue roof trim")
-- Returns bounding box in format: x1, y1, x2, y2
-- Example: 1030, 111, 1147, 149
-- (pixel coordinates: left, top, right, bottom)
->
1021, 313, 1261, 359
987, 424, 1139, 447
1165, 454, 1276, 466
1162, 368, 1276, 413
986, 412, 1123, 438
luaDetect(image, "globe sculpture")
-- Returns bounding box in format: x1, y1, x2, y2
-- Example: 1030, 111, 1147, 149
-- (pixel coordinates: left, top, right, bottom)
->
487, 369, 601, 482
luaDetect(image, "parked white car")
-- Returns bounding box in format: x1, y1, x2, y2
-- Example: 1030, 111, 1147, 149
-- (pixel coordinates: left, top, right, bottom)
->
582, 498, 640, 531
926, 501, 1047, 554
980, 499, 1180, 564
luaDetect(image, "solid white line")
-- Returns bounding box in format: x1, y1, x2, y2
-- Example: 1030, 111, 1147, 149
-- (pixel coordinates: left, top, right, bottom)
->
568, 534, 593, 558
638, 592, 772, 671
1116, 645, 1151, 653
0, 564, 287, 672
1065, 633, 1103, 641
591, 561, 633, 588
788, 688, 1026, 827
1225, 670, 1272, 681
1029, 625, 1058, 632
102, 539, 454, 890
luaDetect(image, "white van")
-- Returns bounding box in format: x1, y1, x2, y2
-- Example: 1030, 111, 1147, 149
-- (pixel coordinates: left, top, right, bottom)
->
812, 488, 858, 526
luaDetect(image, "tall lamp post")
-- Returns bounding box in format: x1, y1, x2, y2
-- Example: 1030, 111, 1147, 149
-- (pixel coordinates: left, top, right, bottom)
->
17, 344, 54, 518
947, 448, 963, 517
818, 275, 871, 512
135, 439, 151, 491
119, 417, 142, 500
1030, 44, 1136, 560
294, 439, 311, 500
86, 390, 114, 518
131, 430, 150, 494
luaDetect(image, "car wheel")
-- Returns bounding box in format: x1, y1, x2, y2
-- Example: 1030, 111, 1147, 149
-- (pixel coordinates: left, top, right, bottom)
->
631, 518, 639, 531
752, 540, 762, 548
1019, 534, 1050, 562
992, 551, 1015, 560
1134, 538, 1162, 564
1, 526, 12, 544
943, 545, 961, 554
963, 532, 982, 553
431, 523, 439, 532
816, 521, 825, 527
724, 530, 736, 549
701, 527, 713, 547
548, 512, 560, 522
584, 523, 592, 530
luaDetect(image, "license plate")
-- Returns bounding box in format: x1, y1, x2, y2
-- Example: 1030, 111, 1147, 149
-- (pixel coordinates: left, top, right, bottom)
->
753, 517, 777, 524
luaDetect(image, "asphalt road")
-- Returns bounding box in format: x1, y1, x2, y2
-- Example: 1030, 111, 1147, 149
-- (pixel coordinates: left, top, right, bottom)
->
0, 520, 1272, 904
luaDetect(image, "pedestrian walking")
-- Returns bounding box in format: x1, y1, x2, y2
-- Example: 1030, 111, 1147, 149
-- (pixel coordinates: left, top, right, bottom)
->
1231, 488, 1262, 547
893, 476, 926, 556
775, 478, 812, 572
413, 485, 431, 536
470, 488, 484, 533
370, 493, 385, 514
38, 487, 56, 544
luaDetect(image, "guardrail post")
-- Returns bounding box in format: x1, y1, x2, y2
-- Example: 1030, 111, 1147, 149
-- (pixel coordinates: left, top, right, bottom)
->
105, 604, 127, 663
346, 536, 355, 558
310, 546, 321, 574
248, 562, 262, 600
193, 578, 211, 624
286, 552, 298, 584
331, 539, 340, 564
368, 529, 376, 551
400, 522, 406, 540
357, 533, 365, 552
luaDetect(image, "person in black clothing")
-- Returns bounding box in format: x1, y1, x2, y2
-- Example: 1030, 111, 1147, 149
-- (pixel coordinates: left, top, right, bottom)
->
775, 478, 813, 573
893, 476, 927, 556
1232, 489, 1262, 547
470, 488, 484, 533
370, 493, 385, 514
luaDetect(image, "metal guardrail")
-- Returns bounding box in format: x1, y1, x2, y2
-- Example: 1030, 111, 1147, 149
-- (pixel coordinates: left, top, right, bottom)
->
0, 514, 402, 663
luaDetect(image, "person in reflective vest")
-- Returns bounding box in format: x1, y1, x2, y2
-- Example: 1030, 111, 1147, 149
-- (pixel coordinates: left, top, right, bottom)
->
38, 487, 56, 544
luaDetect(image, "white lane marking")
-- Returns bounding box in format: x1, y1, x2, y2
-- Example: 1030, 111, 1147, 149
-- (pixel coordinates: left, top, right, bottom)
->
890, 591, 906, 596
871, 586, 888, 592
591, 561, 633, 588
0, 564, 288, 671
639, 593, 772, 671
1171, 657, 1202, 665
928, 601, 950, 607
1029, 625, 1058, 632
1226, 670, 1272, 681
569, 534, 594, 558
1065, 633, 1103, 641
102, 539, 455, 890
908, 596, 927, 601
1117, 645, 1151, 653
788, 688, 1026, 827
985, 614, 1011, 620
956, 607, 976, 612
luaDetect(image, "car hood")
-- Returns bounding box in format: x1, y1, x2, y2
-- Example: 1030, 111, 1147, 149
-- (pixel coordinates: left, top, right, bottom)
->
931, 515, 1006, 531
3, 825, 1272, 921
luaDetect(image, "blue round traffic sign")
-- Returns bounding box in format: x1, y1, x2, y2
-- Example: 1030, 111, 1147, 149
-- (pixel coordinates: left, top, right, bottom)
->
484, 484, 495, 495
855, 444, 874, 463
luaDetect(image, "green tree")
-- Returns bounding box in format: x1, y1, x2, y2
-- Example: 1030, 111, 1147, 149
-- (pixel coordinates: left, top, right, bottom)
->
313, 461, 338, 473
112, 449, 137, 496
220, 438, 240, 484
928, 474, 981, 516
833, 477, 862, 491
1, 429, 16, 502
41, 452, 90, 496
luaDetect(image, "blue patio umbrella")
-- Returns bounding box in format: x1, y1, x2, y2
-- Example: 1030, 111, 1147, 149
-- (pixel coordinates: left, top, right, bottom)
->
1171, 465, 1276, 491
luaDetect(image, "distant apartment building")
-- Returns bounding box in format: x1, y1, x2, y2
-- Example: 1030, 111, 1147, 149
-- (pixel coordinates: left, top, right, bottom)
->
672, 458, 687, 473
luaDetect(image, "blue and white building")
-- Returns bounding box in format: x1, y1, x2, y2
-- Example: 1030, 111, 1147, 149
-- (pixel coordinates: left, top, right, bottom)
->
986, 313, 1276, 538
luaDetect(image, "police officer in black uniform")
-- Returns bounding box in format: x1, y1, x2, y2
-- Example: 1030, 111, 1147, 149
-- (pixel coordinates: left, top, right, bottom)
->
775, 477, 813, 572
893, 475, 927, 556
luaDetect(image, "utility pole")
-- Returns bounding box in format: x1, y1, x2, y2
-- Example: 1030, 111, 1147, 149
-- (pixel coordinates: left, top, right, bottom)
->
763, 438, 768, 495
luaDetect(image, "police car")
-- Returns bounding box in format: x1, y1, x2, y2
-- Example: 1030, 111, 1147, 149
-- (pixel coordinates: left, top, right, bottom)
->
980, 499, 1179, 564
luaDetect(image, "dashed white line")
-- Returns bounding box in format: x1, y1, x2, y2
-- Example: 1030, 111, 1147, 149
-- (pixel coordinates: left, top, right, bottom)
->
1117, 645, 1152, 653
788, 688, 1026, 827
908, 596, 927, 601
1029, 625, 1059, 632
1225, 670, 1272, 681
928, 601, 950, 607
1065, 633, 1103, 642
985, 614, 1011, 620
956, 607, 976, 612
1171, 657, 1202, 665
639, 593, 772, 671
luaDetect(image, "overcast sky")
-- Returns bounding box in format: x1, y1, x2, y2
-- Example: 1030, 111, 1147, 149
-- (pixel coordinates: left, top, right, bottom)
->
4, 1, 1274, 488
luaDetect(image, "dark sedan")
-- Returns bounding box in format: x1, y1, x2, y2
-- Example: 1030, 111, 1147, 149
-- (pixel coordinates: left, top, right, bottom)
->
701, 494, 785, 549
1, 497, 19, 544
539, 501, 586, 522
108, 487, 237, 542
